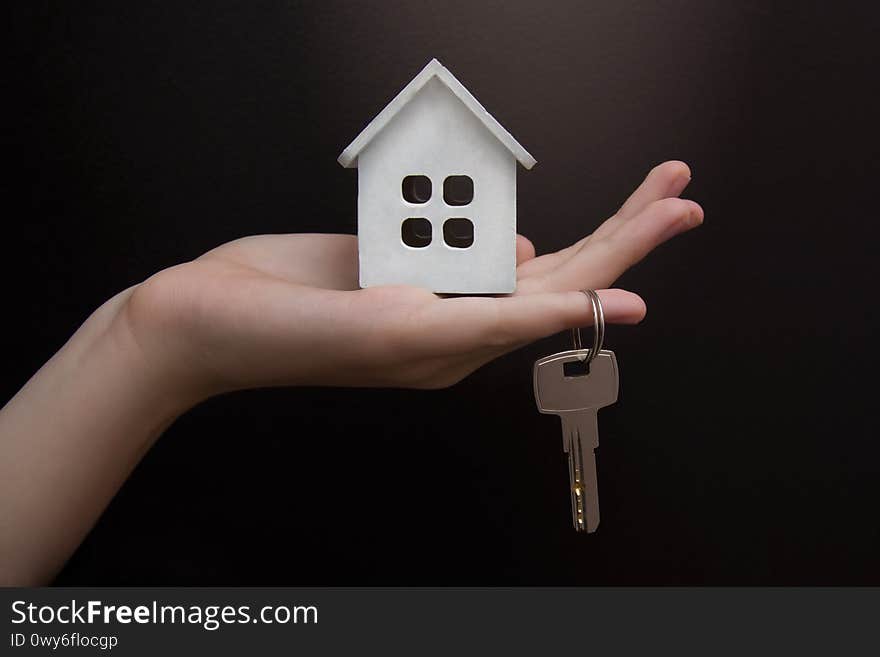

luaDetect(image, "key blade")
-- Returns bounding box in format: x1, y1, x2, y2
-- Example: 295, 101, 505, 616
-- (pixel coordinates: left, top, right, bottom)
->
564, 411, 600, 532
574, 426, 600, 533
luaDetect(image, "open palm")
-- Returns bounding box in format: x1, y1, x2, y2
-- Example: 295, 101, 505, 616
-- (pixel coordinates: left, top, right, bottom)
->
125, 161, 702, 394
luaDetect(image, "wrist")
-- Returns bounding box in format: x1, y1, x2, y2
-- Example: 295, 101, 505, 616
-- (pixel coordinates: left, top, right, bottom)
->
104, 282, 214, 418
0, 284, 208, 583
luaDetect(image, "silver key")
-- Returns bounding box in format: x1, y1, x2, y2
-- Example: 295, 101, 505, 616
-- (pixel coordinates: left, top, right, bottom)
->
533, 349, 619, 532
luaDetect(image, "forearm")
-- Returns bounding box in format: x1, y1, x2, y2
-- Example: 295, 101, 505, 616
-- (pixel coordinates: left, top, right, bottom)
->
0, 287, 197, 584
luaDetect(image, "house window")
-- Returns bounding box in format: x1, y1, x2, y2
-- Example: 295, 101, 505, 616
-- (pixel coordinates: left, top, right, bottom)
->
401, 217, 432, 248
402, 175, 431, 204
443, 175, 473, 206
443, 218, 474, 248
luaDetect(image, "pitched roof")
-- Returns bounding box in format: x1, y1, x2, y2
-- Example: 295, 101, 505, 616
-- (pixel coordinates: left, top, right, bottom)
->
338, 58, 537, 170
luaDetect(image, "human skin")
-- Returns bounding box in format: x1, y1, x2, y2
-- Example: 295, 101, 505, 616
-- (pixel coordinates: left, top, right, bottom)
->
0, 161, 702, 584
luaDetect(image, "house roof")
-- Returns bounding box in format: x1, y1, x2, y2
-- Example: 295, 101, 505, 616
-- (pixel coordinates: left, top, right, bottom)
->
337, 58, 537, 170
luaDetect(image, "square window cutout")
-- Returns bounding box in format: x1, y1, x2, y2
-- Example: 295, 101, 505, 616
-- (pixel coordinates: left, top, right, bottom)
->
402, 175, 431, 204
443, 175, 473, 206
443, 218, 474, 248
402, 217, 432, 248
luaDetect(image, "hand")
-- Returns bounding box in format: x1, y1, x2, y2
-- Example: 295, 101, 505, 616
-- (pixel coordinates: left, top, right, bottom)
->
0, 160, 701, 584
123, 161, 702, 398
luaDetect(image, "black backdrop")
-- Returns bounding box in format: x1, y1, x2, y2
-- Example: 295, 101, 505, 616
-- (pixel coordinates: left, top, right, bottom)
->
5, 1, 878, 584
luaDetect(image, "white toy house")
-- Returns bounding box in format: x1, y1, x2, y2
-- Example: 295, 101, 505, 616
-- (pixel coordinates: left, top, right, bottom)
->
338, 58, 536, 294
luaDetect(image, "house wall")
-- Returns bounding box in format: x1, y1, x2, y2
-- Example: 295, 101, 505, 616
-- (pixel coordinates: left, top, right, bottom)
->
357, 77, 517, 293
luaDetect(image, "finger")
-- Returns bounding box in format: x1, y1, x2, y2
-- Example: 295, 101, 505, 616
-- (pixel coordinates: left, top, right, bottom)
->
590, 160, 693, 241
413, 289, 646, 356
516, 234, 536, 265
616, 160, 692, 222
516, 162, 693, 282
520, 197, 703, 294
492, 288, 647, 339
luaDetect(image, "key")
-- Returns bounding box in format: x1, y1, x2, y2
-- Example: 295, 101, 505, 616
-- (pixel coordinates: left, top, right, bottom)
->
533, 349, 619, 532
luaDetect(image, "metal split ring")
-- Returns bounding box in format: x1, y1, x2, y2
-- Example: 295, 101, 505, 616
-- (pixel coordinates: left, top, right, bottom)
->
570, 289, 605, 365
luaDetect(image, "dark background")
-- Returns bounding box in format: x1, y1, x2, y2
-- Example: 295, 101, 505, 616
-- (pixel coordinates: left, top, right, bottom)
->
4, 1, 878, 584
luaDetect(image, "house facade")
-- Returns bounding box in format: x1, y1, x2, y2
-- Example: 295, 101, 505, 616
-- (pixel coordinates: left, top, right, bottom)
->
338, 59, 536, 294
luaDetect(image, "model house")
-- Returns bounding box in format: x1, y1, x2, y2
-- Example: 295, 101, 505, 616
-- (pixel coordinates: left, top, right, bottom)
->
338, 58, 536, 294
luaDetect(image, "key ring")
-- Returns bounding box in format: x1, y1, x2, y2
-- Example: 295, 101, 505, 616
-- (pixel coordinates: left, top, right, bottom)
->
570, 289, 605, 365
